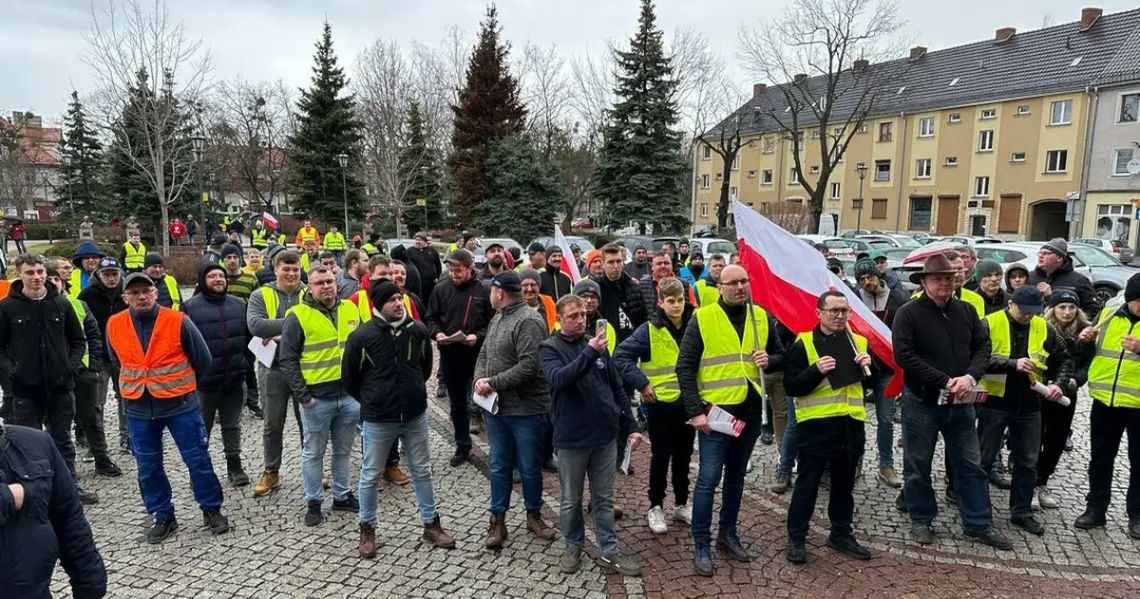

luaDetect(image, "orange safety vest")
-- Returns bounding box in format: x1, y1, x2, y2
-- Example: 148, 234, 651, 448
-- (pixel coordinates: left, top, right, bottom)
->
0, 279, 10, 299
537, 294, 556, 333
107, 307, 197, 400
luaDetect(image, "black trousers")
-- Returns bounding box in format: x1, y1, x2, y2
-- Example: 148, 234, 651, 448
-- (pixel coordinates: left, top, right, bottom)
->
74, 373, 110, 461
200, 388, 244, 460
1037, 392, 1076, 486
1086, 400, 1140, 517
243, 349, 260, 410
645, 402, 695, 508
11, 393, 77, 476
978, 407, 1039, 519
440, 353, 474, 455
786, 417, 863, 543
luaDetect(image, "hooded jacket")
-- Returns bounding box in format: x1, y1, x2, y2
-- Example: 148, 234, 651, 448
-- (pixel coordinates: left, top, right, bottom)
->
389, 244, 423, 298
77, 275, 127, 364
342, 312, 433, 423
0, 282, 87, 397
180, 265, 249, 391
1028, 257, 1098, 318
70, 240, 107, 293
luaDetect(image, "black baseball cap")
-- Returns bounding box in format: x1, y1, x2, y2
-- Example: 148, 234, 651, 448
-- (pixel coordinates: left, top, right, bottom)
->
527, 242, 545, 253
1011, 286, 1045, 314
123, 272, 156, 289
491, 271, 522, 293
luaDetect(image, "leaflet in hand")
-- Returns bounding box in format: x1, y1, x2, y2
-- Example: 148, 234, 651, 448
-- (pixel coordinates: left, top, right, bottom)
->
472, 391, 499, 415
438, 331, 467, 345
1031, 381, 1072, 407
248, 337, 277, 368
688, 405, 744, 437
619, 433, 645, 475
937, 387, 988, 406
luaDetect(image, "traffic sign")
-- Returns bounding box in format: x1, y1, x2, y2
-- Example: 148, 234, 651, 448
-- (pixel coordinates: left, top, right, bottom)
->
415, 198, 427, 207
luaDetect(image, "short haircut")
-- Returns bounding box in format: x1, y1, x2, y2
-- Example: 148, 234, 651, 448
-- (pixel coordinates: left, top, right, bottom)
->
817, 290, 847, 309
547, 247, 563, 256
245, 248, 262, 255
729, 252, 739, 260
954, 245, 976, 258
555, 293, 584, 315
652, 250, 670, 261
344, 249, 365, 267
944, 251, 963, 262
390, 259, 405, 268
657, 277, 684, 299
814, 243, 829, 253
48, 256, 70, 270
319, 251, 335, 260
14, 254, 45, 270
601, 243, 623, 256
309, 265, 334, 278
708, 253, 726, 263
276, 250, 301, 266
369, 255, 392, 269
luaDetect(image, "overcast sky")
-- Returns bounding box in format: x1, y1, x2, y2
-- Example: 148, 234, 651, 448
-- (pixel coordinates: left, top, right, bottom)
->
2, 0, 1136, 123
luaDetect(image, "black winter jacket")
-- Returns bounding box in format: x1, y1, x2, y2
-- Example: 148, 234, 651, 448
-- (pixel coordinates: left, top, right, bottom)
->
389, 245, 423, 298
590, 272, 647, 343
540, 265, 573, 300
425, 275, 493, 361
892, 294, 991, 404
0, 424, 107, 599
1029, 258, 1098, 318
180, 285, 249, 392
342, 316, 433, 423
0, 282, 86, 397
980, 312, 1072, 414
540, 332, 634, 450
77, 277, 126, 363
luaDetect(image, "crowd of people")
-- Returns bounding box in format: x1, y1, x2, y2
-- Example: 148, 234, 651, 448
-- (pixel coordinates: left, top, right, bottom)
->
3, 219, 1140, 596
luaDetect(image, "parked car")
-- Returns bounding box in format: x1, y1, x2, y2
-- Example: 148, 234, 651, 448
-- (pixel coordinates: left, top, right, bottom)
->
529, 235, 595, 253
1072, 238, 1134, 264
856, 234, 923, 249
381, 238, 416, 254
688, 238, 736, 258
911, 232, 938, 245
1067, 243, 1137, 305
939, 235, 1003, 246
797, 234, 856, 259
973, 242, 1092, 280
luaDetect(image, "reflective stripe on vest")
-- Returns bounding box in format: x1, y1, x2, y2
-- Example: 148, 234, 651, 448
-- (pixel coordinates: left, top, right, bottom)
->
695, 279, 719, 307
324, 232, 346, 250
122, 242, 146, 269
695, 303, 767, 405
66, 297, 90, 367
107, 307, 197, 399
794, 330, 867, 424
979, 312, 1048, 398
638, 323, 681, 403
1087, 307, 1140, 409
288, 301, 360, 385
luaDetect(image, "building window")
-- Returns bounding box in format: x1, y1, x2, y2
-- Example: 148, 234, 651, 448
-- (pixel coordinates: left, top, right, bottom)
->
700, 174, 710, 189
974, 176, 990, 198
747, 169, 757, 179
761, 169, 773, 185
789, 168, 800, 184
700, 203, 708, 218
878, 122, 893, 142
830, 182, 841, 199
810, 165, 820, 174
874, 160, 891, 181
1113, 148, 1136, 176
1121, 93, 1139, 123
945, 156, 958, 167
1011, 152, 1026, 163
812, 129, 821, 139
701, 146, 711, 160
909, 197, 932, 230
730, 186, 738, 199
980, 108, 996, 120
915, 158, 932, 178
1016, 105, 1031, 116
978, 130, 994, 152
1045, 149, 1068, 173
918, 117, 934, 137
731, 155, 739, 171
948, 113, 962, 123
857, 124, 868, 134
871, 199, 888, 219
1049, 99, 1073, 125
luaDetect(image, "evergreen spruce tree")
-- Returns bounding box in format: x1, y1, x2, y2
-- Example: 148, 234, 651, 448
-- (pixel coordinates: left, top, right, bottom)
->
58, 90, 107, 222
105, 69, 162, 231
399, 101, 445, 233
479, 136, 559, 242
594, 0, 687, 234
288, 22, 365, 228
447, 5, 527, 228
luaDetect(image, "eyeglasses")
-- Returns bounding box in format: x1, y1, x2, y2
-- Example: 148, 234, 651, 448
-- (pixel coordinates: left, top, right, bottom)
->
821, 308, 850, 316
721, 279, 749, 287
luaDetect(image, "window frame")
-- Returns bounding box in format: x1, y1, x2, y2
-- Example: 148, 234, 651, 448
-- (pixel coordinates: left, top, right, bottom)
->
1044, 149, 1068, 173
918, 117, 935, 138
1011, 152, 1027, 164
973, 176, 990, 198
948, 113, 962, 124
701, 146, 711, 160
978, 130, 994, 152
1112, 148, 1135, 176
871, 198, 888, 220
1049, 99, 1073, 125
700, 174, 710, 189
1016, 105, 1031, 116
699, 203, 709, 218
761, 169, 774, 185
874, 160, 891, 182
915, 158, 932, 179
980, 108, 997, 120
830, 182, 841, 199
878, 122, 893, 142
945, 156, 959, 167
1120, 93, 1140, 123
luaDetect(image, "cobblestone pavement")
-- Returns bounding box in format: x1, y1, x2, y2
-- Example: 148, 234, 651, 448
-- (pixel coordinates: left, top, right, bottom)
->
53, 367, 1140, 598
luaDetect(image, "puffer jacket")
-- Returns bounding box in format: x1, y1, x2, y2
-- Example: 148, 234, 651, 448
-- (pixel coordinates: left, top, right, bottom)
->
0, 282, 86, 397
474, 300, 551, 417
180, 267, 249, 391
1029, 257, 1098, 318
342, 315, 432, 423
590, 271, 647, 343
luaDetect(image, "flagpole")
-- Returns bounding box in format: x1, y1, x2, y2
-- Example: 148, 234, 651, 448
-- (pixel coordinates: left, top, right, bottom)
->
747, 294, 769, 427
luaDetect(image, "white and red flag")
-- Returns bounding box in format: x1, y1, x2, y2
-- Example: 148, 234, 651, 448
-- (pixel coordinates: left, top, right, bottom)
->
732, 201, 902, 396
262, 212, 279, 229
553, 227, 581, 284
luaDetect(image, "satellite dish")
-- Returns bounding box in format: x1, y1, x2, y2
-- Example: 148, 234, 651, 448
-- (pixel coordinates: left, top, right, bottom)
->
1127, 158, 1140, 176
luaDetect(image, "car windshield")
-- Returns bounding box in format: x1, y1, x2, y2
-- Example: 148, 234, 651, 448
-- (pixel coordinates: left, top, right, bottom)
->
975, 248, 1028, 263
894, 237, 921, 248
1070, 245, 1121, 267
882, 248, 911, 260
824, 240, 850, 250
705, 241, 735, 254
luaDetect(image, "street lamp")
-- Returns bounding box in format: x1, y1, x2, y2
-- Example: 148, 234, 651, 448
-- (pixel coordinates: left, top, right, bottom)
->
336, 153, 349, 234
192, 135, 206, 247
855, 161, 868, 234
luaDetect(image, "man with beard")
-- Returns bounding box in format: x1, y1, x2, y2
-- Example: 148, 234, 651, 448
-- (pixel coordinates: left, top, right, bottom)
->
624, 244, 651, 280
79, 258, 131, 453
571, 243, 585, 274
406, 232, 442, 302
679, 252, 706, 286
974, 260, 1008, 315
480, 242, 510, 284
336, 249, 368, 300
541, 247, 573, 300
592, 243, 647, 345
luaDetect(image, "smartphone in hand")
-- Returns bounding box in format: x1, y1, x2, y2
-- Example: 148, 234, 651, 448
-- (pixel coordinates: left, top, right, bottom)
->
596, 318, 608, 337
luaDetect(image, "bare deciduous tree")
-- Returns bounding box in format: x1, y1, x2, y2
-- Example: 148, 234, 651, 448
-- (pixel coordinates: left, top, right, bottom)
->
759, 200, 814, 234
85, 0, 211, 255
209, 79, 292, 215
738, 0, 906, 228
0, 116, 45, 216
409, 27, 471, 152
517, 42, 570, 158
568, 49, 616, 147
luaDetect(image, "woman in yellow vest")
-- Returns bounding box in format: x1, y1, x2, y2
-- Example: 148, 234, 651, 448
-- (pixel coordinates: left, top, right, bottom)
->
1074, 274, 1140, 538
782, 290, 874, 565
612, 278, 695, 536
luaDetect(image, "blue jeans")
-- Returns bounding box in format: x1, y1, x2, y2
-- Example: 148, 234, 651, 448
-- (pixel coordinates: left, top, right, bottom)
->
299, 396, 360, 502
691, 419, 762, 547
558, 442, 618, 556
127, 409, 223, 519
487, 413, 546, 515
358, 412, 437, 526
870, 376, 895, 466
778, 395, 799, 477
901, 393, 993, 535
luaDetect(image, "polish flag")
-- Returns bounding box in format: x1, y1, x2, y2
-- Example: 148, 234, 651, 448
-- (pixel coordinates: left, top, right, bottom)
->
262, 212, 279, 229
732, 201, 902, 396
553, 227, 581, 284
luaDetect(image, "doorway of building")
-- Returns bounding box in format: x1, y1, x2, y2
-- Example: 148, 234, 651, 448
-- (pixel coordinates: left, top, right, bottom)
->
1028, 200, 1067, 240
969, 215, 987, 236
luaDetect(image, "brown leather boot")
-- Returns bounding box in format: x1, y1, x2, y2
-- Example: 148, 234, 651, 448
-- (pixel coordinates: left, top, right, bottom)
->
358, 523, 377, 559
526, 510, 557, 541
484, 514, 507, 549
423, 515, 456, 549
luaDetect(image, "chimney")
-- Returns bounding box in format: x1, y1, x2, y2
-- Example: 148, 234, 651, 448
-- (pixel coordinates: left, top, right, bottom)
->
1079, 7, 1103, 30
994, 27, 1016, 43
909, 46, 927, 60
793, 73, 807, 83
752, 83, 767, 97
853, 59, 869, 71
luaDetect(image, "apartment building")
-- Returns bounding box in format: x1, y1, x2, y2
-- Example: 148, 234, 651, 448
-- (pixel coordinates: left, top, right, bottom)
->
695, 7, 1140, 241
1079, 65, 1140, 248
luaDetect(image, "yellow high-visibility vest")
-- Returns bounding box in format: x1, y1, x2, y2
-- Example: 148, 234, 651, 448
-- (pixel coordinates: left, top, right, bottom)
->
66, 296, 90, 367
695, 279, 719, 307
638, 323, 681, 403
979, 311, 1048, 398
695, 303, 768, 406
1087, 307, 1140, 409
287, 300, 360, 385
323, 232, 347, 250
251, 228, 268, 248
794, 330, 867, 423
122, 242, 146, 270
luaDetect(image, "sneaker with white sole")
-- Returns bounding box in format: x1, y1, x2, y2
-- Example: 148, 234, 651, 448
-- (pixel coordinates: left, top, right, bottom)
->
673, 503, 692, 525
1031, 491, 1041, 511
1037, 485, 1059, 509
647, 505, 667, 534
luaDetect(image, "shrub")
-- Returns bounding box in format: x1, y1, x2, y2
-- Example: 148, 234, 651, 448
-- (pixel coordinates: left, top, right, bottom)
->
164, 249, 206, 285
43, 242, 120, 260
21, 221, 72, 240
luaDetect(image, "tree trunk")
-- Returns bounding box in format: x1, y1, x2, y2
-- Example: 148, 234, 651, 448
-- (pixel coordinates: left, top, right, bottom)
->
808, 190, 825, 236
718, 160, 733, 231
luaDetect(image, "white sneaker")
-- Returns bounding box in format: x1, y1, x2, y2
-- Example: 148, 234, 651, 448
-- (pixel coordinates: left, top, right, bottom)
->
746, 459, 754, 473
647, 505, 667, 534
1031, 491, 1041, 511
673, 503, 692, 525
1037, 485, 1060, 509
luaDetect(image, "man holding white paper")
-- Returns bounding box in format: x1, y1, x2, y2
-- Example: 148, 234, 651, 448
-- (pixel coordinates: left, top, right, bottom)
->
474, 271, 557, 549
676, 264, 785, 577
782, 291, 876, 564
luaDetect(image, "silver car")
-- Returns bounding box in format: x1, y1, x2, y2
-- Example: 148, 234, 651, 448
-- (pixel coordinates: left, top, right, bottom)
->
975, 242, 1133, 305
1072, 238, 1134, 264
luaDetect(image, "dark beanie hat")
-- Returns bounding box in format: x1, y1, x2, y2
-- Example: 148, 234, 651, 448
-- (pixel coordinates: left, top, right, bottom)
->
144, 253, 164, 268
975, 259, 1003, 279
573, 279, 601, 298
221, 244, 242, 258
1127, 273, 1140, 303
369, 280, 402, 310
1048, 288, 1080, 308
853, 258, 879, 281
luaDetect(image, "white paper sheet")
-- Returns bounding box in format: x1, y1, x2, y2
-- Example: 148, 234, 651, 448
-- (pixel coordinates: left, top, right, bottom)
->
248, 337, 277, 368
473, 391, 499, 415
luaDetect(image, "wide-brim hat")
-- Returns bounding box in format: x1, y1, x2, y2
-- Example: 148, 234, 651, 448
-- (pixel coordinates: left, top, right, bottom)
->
908, 253, 958, 284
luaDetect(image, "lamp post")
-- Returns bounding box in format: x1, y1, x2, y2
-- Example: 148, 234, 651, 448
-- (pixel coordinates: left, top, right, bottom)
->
336, 153, 349, 234
855, 161, 868, 234
192, 135, 206, 247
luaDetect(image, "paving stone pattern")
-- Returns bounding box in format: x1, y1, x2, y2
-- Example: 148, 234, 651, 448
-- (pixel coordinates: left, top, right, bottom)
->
52, 359, 1140, 597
